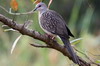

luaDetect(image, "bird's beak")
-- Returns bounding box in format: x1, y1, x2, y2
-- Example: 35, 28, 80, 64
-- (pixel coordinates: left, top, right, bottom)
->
33, 7, 37, 12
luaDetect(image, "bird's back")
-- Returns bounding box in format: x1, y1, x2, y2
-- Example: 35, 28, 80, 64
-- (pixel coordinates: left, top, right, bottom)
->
39, 10, 74, 38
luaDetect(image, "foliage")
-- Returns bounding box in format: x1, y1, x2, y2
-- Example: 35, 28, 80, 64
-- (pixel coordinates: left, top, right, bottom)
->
10, 0, 18, 11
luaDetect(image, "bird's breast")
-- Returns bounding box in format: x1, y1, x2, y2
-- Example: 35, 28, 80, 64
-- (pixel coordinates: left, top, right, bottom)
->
38, 13, 56, 36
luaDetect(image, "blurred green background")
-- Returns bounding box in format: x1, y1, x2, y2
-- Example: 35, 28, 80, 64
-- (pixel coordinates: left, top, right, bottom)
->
0, 0, 100, 66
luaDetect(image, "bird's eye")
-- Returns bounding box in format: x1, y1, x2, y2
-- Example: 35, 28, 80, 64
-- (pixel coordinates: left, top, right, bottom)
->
38, 5, 41, 7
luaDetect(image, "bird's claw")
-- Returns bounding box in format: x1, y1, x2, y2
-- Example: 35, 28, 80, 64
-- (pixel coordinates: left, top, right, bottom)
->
44, 33, 55, 40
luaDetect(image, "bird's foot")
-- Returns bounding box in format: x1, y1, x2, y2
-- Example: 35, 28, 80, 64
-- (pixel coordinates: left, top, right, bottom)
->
64, 45, 66, 48
51, 36, 55, 40
45, 33, 55, 40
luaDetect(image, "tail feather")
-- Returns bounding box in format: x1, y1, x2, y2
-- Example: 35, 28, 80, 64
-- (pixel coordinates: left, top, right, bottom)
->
60, 37, 79, 64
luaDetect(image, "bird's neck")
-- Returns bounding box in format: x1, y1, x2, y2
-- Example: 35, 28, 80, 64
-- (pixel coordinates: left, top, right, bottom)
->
39, 8, 49, 15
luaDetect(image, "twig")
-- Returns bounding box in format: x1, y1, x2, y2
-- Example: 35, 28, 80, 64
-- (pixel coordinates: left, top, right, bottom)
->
85, 51, 100, 66
74, 48, 100, 65
23, 20, 33, 28
0, 6, 9, 13
87, 51, 100, 57
10, 20, 33, 54
0, 5, 34, 15
30, 43, 52, 48
48, 0, 53, 8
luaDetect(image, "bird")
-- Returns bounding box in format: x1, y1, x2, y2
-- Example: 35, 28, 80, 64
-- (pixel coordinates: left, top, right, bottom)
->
33, 2, 80, 64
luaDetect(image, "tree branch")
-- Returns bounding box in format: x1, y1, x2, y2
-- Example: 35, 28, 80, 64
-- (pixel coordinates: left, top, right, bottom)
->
0, 14, 91, 66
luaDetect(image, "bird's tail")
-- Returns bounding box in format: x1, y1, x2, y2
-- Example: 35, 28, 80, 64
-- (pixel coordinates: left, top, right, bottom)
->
60, 37, 80, 64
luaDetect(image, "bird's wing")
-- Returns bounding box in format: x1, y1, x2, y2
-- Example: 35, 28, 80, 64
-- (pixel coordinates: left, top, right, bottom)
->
40, 10, 73, 38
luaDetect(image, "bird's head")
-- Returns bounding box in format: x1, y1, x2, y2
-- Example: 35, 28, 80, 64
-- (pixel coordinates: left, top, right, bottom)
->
33, 2, 48, 12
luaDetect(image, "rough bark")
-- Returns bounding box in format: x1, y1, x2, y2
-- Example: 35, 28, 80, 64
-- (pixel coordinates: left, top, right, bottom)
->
0, 14, 91, 66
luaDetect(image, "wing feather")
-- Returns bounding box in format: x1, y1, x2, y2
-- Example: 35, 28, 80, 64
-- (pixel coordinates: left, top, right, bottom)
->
40, 10, 74, 38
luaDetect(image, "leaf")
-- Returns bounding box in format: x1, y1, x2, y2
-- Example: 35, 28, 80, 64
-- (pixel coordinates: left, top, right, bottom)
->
2, 25, 8, 28
70, 38, 82, 45
11, 35, 22, 54
4, 28, 16, 32
10, 0, 18, 11
48, 0, 53, 8
95, 60, 100, 63
2, 25, 16, 32
34, 0, 42, 4
31, 0, 35, 2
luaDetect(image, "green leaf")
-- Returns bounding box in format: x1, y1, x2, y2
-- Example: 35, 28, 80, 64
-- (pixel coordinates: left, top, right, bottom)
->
95, 60, 100, 63
70, 38, 82, 45
11, 35, 22, 54
31, 0, 35, 2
